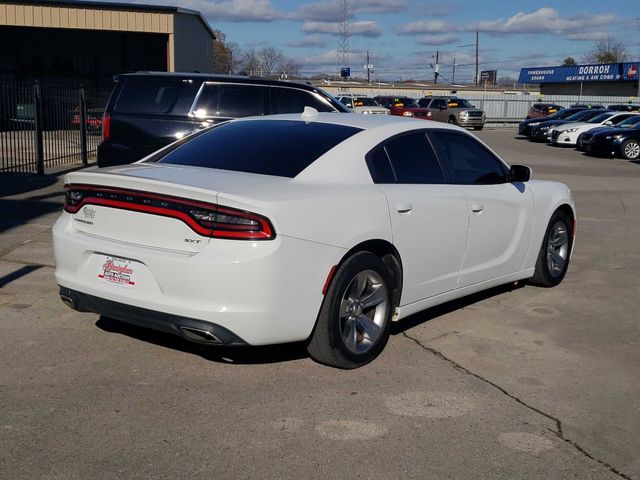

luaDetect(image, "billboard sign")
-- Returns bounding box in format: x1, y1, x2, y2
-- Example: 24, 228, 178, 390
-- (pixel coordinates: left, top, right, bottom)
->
340, 67, 351, 78
519, 62, 639, 84
480, 70, 497, 84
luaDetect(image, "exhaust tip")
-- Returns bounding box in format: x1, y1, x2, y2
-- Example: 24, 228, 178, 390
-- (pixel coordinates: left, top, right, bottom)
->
179, 326, 222, 345
60, 294, 76, 310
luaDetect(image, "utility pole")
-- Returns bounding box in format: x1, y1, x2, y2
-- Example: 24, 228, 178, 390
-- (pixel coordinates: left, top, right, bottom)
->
452, 56, 456, 85
434, 50, 440, 84
366, 50, 372, 83
475, 30, 479, 86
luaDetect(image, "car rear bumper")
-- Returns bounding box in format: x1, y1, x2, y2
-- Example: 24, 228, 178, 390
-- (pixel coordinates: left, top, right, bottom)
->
53, 213, 344, 346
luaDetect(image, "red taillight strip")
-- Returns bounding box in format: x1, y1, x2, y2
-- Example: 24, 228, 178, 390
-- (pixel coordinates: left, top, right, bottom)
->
64, 184, 274, 240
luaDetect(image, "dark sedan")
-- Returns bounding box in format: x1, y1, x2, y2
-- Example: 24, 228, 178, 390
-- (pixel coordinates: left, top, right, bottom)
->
583, 116, 640, 160
528, 109, 604, 142
518, 108, 579, 137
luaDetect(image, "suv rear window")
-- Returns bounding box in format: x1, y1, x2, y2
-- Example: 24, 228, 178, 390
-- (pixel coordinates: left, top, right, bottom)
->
115, 77, 196, 115
156, 120, 361, 178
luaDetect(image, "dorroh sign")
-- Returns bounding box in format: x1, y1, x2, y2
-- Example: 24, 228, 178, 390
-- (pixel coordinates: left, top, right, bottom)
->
519, 62, 640, 84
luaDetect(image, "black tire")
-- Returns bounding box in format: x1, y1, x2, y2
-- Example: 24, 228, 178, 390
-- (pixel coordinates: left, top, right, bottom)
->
473, 126, 484, 131
448, 116, 458, 125
307, 252, 395, 369
620, 139, 640, 160
529, 209, 574, 288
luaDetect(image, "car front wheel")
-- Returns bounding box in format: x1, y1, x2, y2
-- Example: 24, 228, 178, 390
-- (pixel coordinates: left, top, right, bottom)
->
307, 252, 394, 369
529, 210, 573, 287
621, 139, 640, 160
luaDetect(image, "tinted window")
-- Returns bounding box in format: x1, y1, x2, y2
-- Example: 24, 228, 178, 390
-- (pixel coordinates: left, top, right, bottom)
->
156, 120, 360, 178
367, 148, 395, 183
271, 88, 335, 114
193, 84, 267, 118
429, 131, 507, 185
115, 77, 194, 114
382, 133, 444, 184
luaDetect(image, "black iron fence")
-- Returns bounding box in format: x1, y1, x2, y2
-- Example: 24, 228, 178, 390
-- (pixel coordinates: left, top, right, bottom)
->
0, 81, 111, 174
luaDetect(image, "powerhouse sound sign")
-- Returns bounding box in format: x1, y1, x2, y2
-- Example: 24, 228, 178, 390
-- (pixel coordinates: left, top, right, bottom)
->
519, 62, 639, 83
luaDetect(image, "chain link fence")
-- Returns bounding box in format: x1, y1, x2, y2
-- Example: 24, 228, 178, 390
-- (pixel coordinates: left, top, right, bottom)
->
0, 81, 111, 174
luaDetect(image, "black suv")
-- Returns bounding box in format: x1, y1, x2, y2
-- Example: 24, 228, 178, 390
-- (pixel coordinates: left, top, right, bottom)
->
98, 72, 349, 167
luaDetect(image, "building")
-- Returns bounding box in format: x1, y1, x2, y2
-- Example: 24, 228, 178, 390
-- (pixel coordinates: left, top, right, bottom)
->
519, 62, 639, 97
0, 0, 217, 87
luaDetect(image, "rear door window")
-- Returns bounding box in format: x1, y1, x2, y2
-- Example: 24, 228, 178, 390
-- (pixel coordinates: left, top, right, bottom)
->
367, 132, 445, 184
429, 131, 508, 185
115, 77, 195, 115
156, 120, 361, 178
271, 88, 336, 114
193, 83, 268, 118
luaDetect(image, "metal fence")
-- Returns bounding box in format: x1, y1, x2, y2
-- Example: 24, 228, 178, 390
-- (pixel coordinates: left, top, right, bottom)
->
0, 81, 111, 174
455, 93, 635, 124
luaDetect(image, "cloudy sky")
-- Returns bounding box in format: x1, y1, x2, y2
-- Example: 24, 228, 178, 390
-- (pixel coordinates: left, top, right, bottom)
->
117, 0, 639, 81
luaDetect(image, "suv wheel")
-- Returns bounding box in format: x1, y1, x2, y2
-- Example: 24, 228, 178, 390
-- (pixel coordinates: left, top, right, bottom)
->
448, 116, 458, 125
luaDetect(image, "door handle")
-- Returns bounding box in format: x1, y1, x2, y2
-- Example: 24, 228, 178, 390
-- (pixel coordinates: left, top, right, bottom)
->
396, 203, 413, 214
471, 203, 484, 213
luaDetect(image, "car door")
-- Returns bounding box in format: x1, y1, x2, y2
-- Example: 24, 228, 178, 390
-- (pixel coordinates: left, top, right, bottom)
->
428, 130, 534, 288
368, 131, 469, 305
431, 99, 448, 122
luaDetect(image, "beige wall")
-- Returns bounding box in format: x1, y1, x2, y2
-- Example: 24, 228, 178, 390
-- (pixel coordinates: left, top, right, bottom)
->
0, 3, 173, 33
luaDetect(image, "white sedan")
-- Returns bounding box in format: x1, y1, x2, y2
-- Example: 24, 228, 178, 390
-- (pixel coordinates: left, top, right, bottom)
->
550, 111, 639, 146
53, 111, 575, 369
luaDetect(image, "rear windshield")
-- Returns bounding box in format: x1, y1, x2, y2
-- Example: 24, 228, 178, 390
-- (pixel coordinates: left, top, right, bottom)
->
156, 120, 362, 178
114, 77, 197, 115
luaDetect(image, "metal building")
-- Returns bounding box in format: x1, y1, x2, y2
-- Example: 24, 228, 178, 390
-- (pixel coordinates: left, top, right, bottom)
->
0, 0, 217, 87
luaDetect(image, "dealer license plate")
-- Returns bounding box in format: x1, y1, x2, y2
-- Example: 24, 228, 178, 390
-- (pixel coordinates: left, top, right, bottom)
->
97, 255, 137, 287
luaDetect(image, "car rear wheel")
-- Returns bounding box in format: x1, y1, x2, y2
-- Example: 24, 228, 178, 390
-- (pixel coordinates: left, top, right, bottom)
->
529, 210, 573, 287
307, 252, 394, 369
621, 140, 640, 160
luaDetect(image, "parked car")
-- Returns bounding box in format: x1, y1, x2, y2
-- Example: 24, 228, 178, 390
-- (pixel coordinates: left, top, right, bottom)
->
550, 112, 637, 146
518, 107, 587, 138
373, 96, 432, 120
582, 115, 640, 159
417, 96, 485, 130
97, 72, 349, 167
337, 96, 389, 115
525, 103, 564, 120
54, 111, 574, 369
570, 103, 605, 110
607, 104, 640, 112
71, 106, 104, 134
528, 108, 603, 142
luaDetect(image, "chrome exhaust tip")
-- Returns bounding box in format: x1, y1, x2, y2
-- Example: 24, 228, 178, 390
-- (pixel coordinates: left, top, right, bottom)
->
60, 294, 76, 310
179, 326, 222, 345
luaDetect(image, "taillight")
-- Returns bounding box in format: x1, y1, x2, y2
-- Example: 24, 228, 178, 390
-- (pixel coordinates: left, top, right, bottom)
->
102, 112, 111, 141
63, 184, 274, 240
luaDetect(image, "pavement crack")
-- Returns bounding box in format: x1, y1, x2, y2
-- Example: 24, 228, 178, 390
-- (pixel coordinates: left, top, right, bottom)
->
401, 331, 633, 480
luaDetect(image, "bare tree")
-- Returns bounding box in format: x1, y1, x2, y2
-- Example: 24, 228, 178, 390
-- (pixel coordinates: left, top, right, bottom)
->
277, 59, 301, 79
585, 36, 628, 63
259, 47, 285, 77
337, 0, 351, 68
240, 48, 261, 76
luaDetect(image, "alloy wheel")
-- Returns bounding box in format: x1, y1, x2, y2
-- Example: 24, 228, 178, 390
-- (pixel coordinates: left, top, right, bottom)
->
339, 270, 389, 354
546, 221, 569, 278
623, 141, 640, 160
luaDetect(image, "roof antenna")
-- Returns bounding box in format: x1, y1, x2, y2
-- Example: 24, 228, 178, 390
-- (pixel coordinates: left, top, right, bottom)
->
301, 106, 319, 119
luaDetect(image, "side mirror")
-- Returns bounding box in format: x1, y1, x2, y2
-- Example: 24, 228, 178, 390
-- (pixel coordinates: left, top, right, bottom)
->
604, 120, 613, 125
509, 164, 531, 183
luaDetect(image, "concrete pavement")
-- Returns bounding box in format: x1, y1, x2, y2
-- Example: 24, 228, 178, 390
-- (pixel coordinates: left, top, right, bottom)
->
1, 133, 638, 479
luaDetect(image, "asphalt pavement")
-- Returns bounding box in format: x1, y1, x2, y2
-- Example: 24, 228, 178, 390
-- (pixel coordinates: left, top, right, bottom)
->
1, 130, 639, 479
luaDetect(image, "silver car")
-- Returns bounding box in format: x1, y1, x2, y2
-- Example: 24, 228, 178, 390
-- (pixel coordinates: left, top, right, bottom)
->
337, 96, 389, 115
418, 97, 486, 130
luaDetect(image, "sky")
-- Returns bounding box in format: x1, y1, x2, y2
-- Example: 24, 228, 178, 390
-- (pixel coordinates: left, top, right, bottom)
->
113, 0, 640, 81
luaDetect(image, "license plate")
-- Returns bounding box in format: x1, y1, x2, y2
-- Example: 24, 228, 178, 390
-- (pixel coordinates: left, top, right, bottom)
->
97, 255, 137, 287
